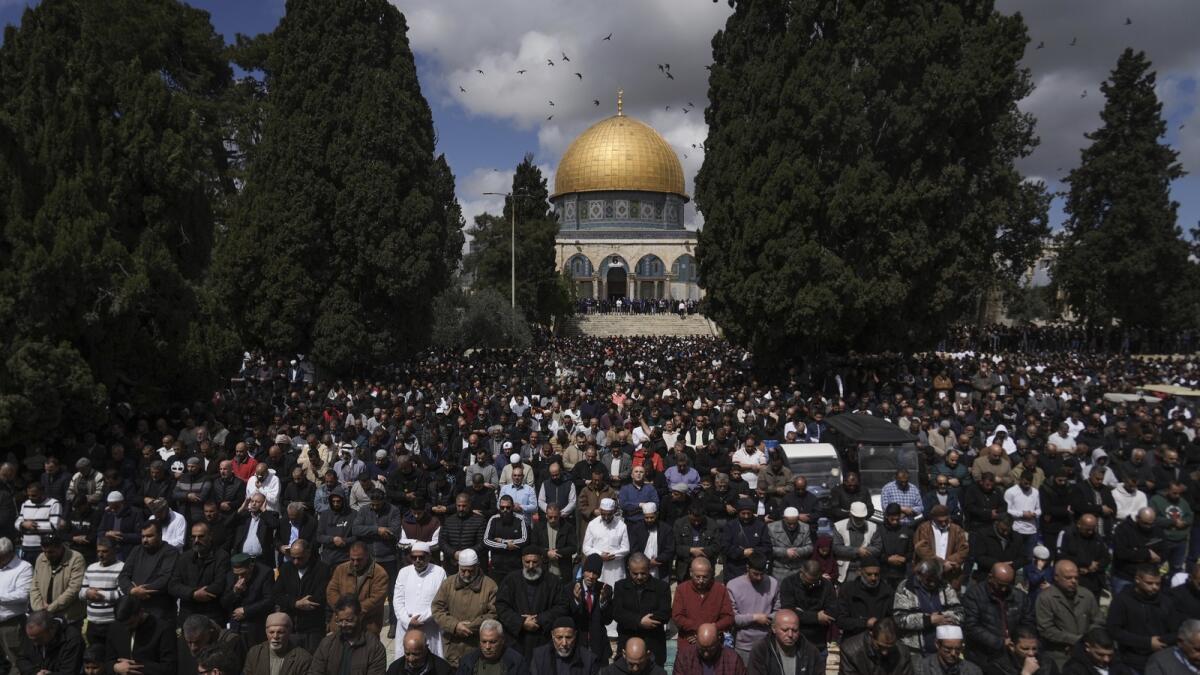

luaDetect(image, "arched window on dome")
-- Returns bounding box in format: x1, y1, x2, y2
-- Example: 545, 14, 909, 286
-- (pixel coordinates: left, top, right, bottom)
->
566, 254, 594, 279
672, 254, 699, 283
635, 255, 665, 278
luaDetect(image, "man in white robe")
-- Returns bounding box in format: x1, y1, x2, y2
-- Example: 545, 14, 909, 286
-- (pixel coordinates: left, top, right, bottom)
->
394, 541, 446, 658
581, 498, 629, 587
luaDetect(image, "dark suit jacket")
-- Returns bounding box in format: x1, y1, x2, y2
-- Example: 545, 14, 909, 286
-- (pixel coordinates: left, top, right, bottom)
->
529, 643, 600, 675
495, 571, 568, 658
219, 563, 276, 643
17, 621, 84, 675
922, 491, 963, 523
272, 513, 318, 556
105, 616, 177, 675
627, 520, 675, 576
530, 520, 579, 579
611, 577, 672, 667
230, 510, 279, 562
272, 558, 333, 635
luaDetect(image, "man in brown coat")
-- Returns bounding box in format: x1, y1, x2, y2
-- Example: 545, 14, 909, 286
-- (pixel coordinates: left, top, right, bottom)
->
576, 468, 618, 544
913, 505, 969, 587
326, 541, 389, 635
430, 549, 498, 667
243, 613, 311, 675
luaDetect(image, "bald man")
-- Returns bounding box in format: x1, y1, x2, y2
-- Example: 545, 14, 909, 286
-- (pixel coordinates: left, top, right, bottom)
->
672, 623, 745, 675
243, 613, 311, 675
746, 609, 821, 675
1057, 513, 1110, 597
962, 563, 1035, 666
1036, 560, 1101, 668
386, 629, 453, 675
600, 638, 665, 675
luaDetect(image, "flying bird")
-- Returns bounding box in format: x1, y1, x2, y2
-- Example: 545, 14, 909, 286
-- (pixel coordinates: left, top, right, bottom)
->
664, 63, 671, 71
1069, 37, 1077, 46
593, 99, 601, 106
547, 115, 554, 120
459, 85, 466, 93
517, 69, 527, 75
682, 108, 689, 113
658, 64, 664, 72
547, 59, 555, 66
1036, 41, 1044, 49
561, 52, 570, 62
1125, 17, 1132, 25
603, 33, 612, 41
688, 102, 695, 108
1181, 124, 1187, 130
666, 105, 671, 111
666, 72, 675, 80
476, 69, 484, 75
575, 72, 583, 80
691, 144, 697, 149
683, 154, 688, 159
549, 100, 555, 106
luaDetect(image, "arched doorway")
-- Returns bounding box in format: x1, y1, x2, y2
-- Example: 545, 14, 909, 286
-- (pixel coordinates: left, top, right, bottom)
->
565, 254, 594, 299
636, 254, 666, 300
606, 266, 627, 299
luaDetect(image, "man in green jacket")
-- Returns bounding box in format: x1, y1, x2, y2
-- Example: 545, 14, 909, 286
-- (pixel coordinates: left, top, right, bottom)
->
311, 593, 387, 675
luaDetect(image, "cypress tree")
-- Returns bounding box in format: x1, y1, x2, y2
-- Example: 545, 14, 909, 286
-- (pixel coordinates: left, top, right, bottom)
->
217, 0, 461, 372
695, 0, 1048, 361
0, 0, 240, 448
1054, 49, 1191, 330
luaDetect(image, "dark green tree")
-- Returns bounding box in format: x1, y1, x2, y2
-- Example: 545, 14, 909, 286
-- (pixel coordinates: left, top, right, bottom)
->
464, 154, 568, 325
216, 0, 462, 372
695, 0, 1048, 361
1053, 49, 1191, 330
0, 0, 241, 449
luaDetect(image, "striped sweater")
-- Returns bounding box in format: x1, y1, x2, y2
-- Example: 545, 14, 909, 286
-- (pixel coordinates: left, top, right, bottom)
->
79, 560, 124, 624
16, 498, 63, 552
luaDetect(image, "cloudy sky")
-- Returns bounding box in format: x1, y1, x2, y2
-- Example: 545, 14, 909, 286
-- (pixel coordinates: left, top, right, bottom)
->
2, 0, 1198, 236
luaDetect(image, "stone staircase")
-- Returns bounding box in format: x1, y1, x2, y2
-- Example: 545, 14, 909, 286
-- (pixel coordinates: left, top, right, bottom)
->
562, 313, 721, 337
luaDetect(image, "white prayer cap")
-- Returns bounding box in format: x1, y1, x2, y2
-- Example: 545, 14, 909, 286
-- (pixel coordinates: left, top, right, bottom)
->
458, 549, 480, 567
599, 498, 616, 511
936, 626, 963, 641
509, 453, 521, 465
502, 441, 514, 450
849, 502, 869, 518
641, 502, 658, 514
107, 491, 124, 503
783, 507, 800, 519
411, 541, 431, 554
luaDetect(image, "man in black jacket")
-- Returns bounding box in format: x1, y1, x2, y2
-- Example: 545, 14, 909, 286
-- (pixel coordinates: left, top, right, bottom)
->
877, 506, 914, 589
962, 563, 1035, 667
229, 493, 279, 564
315, 486, 355, 566
962, 473, 1005, 534
529, 618, 600, 675
779, 560, 836, 650
495, 547, 567, 658
721, 499, 771, 582
969, 515, 1026, 582
1070, 468, 1117, 537
1111, 507, 1169, 597
220, 553, 275, 646
1106, 565, 1177, 673
568, 554, 613, 666
834, 558, 894, 640
612, 553, 671, 667
1038, 468, 1074, 558
627, 504, 672, 581
17, 611, 84, 675
531, 504, 578, 580
672, 506, 720, 581
104, 597, 176, 675
442, 493, 486, 573
271, 538, 331, 652
483, 496, 528, 582
117, 520, 180, 624
168, 521, 228, 625
1058, 515, 1110, 598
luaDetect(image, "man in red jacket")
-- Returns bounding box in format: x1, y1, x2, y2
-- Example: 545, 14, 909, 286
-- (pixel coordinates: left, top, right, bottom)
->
671, 557, 734, 646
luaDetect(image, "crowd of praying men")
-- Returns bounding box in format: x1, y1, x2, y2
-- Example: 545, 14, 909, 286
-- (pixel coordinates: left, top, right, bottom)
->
1, 337, 1199, 675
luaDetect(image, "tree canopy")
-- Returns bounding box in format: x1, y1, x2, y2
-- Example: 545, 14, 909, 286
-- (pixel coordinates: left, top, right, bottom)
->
1053, 49, 1193, 331
214, 0, 462, 374
695, 0, 1048, 361
0, 0, 241, 448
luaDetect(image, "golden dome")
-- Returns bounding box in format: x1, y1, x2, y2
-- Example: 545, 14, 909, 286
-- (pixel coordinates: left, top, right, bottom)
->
552, 113, 687, 199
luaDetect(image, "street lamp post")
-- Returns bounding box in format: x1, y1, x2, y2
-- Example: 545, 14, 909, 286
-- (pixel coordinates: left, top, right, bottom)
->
483, 190, 533, 335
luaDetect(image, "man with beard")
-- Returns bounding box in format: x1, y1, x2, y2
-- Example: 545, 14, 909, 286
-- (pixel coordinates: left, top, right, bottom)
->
496, 547, 567, 658
310, 594, 388, 675
443, 493, 487, 574
352, 488, 404, 636
387, 629, 454, 675
673, 504, 722, 581
1111, 506, 1168, 597
629, 503, 673, 580
1070, 468, 1118, 537
612, 554, 672, 667
1062, 627, 1135, 675
455, 619, 528, 675
875, 504, 914, 589
326, 542, 389, 636
912, 626, 980, 675
577, 468, 618, 544
1107, 565, 1177, 673
722, 499, 771, 582
1004, 471, 1041, 560
28, 533, 85, 624
661, 482, 693, 525
672, 623, 747, 675
231, 493, 279, 564
701, 474, 738, 530
1057, 514, 1109, 598
913, 505, 968, 588
923, 475, 962, 525
484, 496, 529, 582
173, 457, 214, 526
213, 460, 246, 517
117, 521, 180, 624
220, 552, 275, 646
768, 507, 812, 581
829, 472, 874, 524
315, 486, 356, 566
582, 498, 630, 588
779, 560, 836, 656
537, 461, 578, 523
101, 597, 174, 675
833, 502, 881, 583
934, 450, 971, 491
431, 549, 499, 668
178, 614, 245, 674
894, 560, 964, 655
282, 466, 316, 512
962, 473, 1005, 536
962, 563, 1035, 667
969, 514, 1026, 582
881, 470, 924, 526
272, 538, 332, 652
568, 554, 614, 665
394, 541, 447, 659
835, 557, 893, 640
727, 554, 780, 664
838, 618, 913, 675
1039, 468, 1074, 557
169, 522, 228, 625
530, 618, 601, 675
532, 503, 578, 580
243, 613, 311, 675
776, 476, 824, 527
275, 501, 318, 564
399, 498, 442, 564
618, 467, 659, 524
1035, 560, 1100, 669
